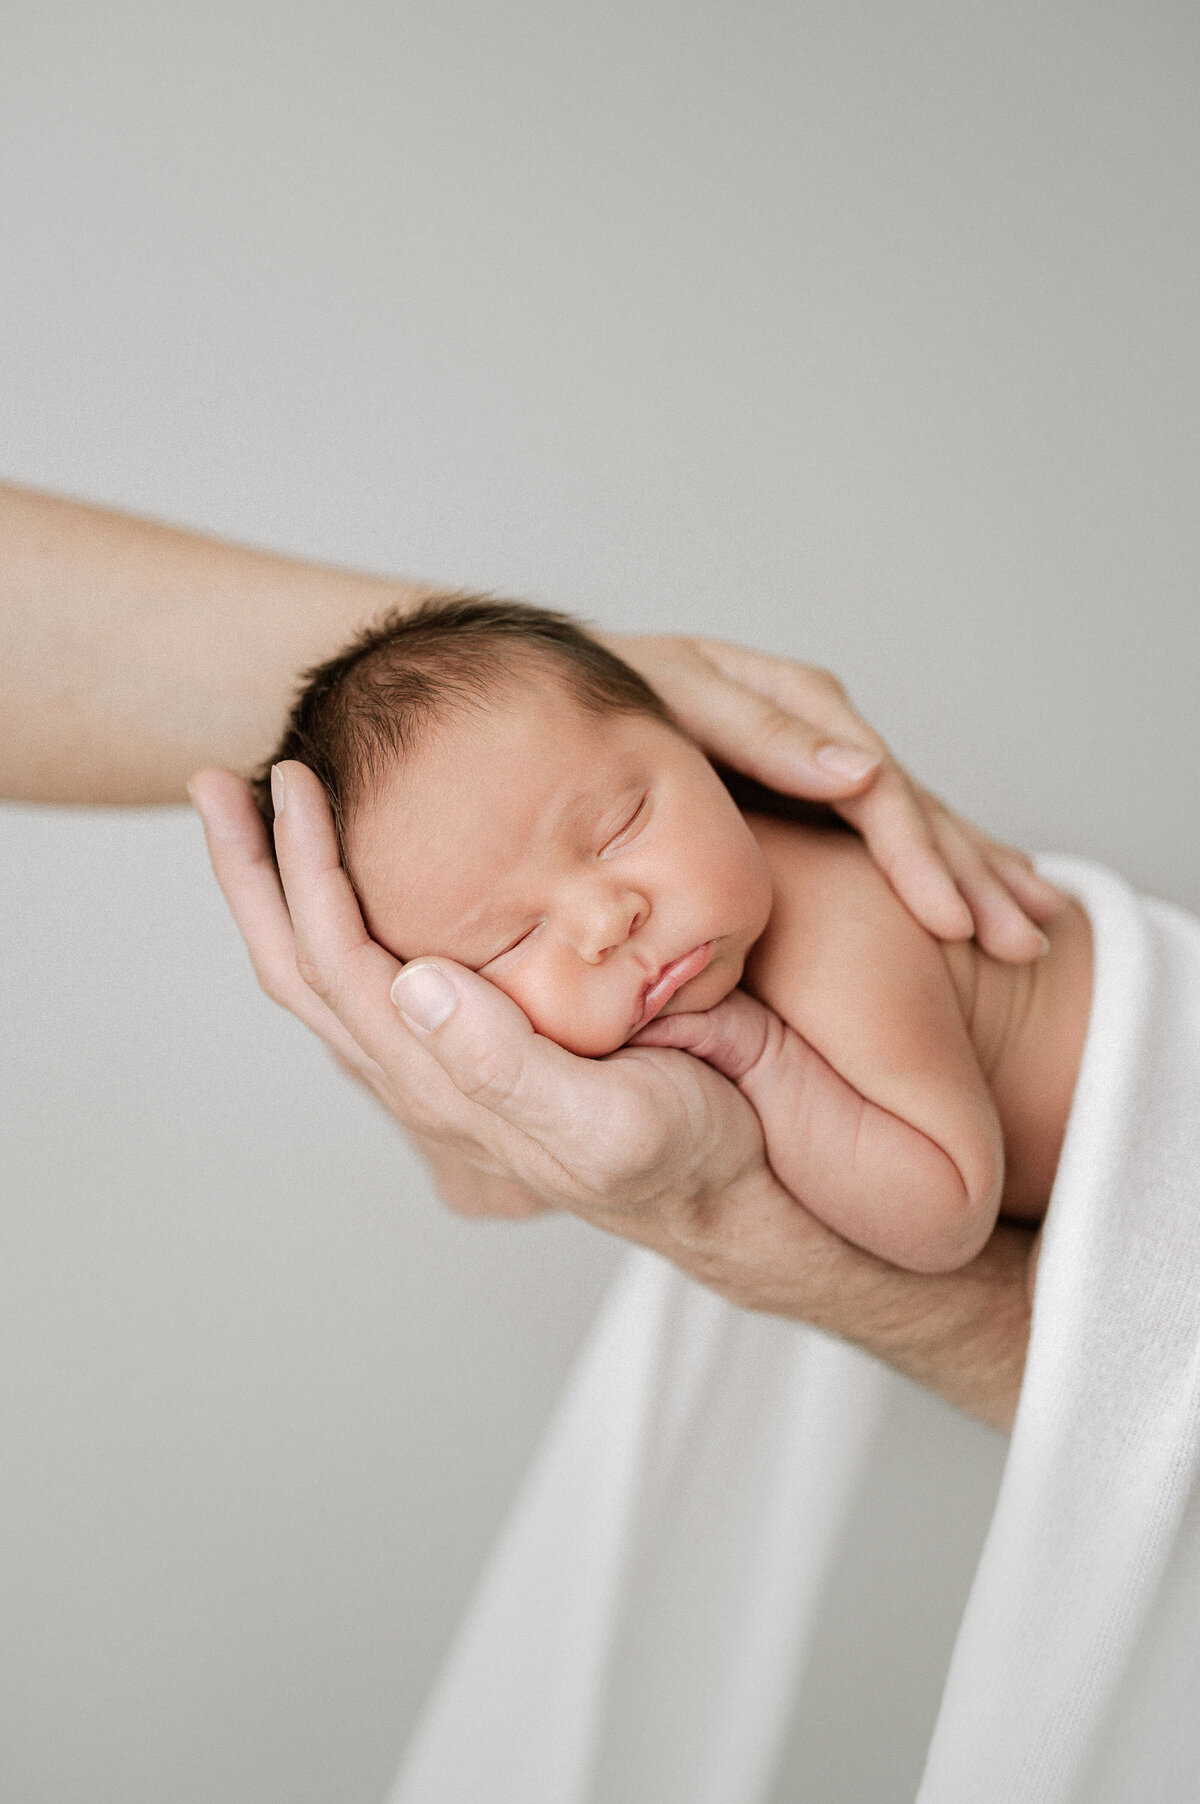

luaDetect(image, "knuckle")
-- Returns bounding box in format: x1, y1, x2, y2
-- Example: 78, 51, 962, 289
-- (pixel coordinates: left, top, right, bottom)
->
808, 665, 847, 700
293, 948, 332, 999
596, 1089, 670, 1178
250, 947, 306, 1012
251, 958, 289, 1007
757, 703, 803, 748
456, 1038, 523, 1108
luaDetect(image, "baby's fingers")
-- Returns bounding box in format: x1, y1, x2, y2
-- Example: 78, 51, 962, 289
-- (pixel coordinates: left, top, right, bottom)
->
631, 992, 771, 1083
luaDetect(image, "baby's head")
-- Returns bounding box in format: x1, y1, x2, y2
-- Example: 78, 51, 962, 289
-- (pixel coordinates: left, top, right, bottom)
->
258, 598, 772, 1056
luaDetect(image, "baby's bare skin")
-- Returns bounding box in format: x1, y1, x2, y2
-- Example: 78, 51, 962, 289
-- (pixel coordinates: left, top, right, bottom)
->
939, 895, 1092, 1220
349, 680, 1084, 1276
639, 819, 1092, 1253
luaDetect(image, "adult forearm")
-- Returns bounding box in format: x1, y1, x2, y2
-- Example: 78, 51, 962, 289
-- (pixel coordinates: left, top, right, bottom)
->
0, 484, 433, 803
652, 1159, 1033, 1434
758, 1212, 1032, 1434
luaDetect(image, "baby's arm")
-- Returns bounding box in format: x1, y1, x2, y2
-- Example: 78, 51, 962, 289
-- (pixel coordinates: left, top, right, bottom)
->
636, 821, 1005, 1274
635, 990, 997, 1272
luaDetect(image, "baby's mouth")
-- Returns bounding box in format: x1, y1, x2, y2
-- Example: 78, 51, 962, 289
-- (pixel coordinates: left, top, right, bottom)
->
634, 941, 716, 1031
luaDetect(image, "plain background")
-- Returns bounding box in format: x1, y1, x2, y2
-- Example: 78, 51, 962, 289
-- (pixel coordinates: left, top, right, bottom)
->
1, 4, 1197, 1801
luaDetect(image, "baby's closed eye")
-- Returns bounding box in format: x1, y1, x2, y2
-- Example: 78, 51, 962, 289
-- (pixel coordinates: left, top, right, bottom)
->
598, 790, 649, 856
479, 920, 544, 974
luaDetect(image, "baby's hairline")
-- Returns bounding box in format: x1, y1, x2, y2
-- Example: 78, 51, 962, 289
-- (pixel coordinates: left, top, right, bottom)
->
340, 663, 696, 852
255, 592, 698, 875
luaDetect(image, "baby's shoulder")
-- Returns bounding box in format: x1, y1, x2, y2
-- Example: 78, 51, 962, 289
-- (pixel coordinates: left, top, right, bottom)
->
743, 813, 962, 1050
745, 811, 921, 950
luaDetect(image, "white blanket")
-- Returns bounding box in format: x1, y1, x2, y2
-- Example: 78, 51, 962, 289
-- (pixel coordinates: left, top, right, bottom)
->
388, 859, 1200, 1804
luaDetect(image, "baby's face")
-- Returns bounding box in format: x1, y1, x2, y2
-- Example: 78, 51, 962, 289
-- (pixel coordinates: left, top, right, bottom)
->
346, 678, 773, 1056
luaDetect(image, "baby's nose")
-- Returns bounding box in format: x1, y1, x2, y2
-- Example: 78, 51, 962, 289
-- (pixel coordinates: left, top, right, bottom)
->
572, 887, 648, 961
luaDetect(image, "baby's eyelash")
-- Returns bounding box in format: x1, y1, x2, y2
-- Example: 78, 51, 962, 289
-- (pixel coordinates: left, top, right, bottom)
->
481, 923, 538, 968
600, 793, 648, 854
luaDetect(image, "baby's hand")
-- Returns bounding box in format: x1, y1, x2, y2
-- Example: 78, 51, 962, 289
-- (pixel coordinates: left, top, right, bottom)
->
630, 990, 784, 1087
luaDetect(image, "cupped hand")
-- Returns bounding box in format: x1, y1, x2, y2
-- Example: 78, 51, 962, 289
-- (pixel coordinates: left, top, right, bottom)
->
193, 627, 1058, 1232
191, 760, 768, 1237
612, 634, 1061, 962
191, 760, 1035, 1428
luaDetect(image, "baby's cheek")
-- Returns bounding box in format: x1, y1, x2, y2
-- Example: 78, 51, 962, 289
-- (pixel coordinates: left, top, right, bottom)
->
501, 961, 628, 1058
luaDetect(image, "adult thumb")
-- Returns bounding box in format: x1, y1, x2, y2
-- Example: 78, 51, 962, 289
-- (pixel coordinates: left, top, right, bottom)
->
389, 958, 592, 1139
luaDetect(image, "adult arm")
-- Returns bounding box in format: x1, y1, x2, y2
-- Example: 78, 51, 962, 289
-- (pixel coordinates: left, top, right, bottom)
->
1, 481, 1054, 955
194, 759, 1033, 1433
3, 474, 1045, 1416
0, 482, 432, 803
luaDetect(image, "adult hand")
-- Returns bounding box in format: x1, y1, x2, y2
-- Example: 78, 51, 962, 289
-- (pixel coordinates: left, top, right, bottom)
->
193, 626, 1055, 1227
614, 635, 1060, 962
192, 760, 762, 1230
192, 759, 1032, 1429
189, 761, 1032, 1421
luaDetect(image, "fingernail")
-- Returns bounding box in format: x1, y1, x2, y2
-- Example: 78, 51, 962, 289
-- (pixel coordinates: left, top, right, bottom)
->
392, 964, 459, 1031
270, 765, 286, 818
185, 779, 196, 802
1036, 930, 1051, 957
815, 743, 879, 781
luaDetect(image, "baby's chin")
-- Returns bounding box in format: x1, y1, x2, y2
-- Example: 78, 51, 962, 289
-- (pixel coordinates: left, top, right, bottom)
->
529, 1016, 634, 1059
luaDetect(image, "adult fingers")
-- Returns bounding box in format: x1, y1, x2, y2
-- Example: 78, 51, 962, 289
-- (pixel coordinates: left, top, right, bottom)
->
268, 765, 551, 1157
391, 956, 764, 1221
197, 762, 748, 1218
270, 760, 419, 1069
614, 635, 883, 798
189, 766, 380, 1074
834, 766, 977, 940
919, 795, 1062, 962
249, 763, 689, 1199
977, 842, 1063, 926
416, 1136, 552, 1220
389, 957, 638, 1174
614, 633, 1059, 957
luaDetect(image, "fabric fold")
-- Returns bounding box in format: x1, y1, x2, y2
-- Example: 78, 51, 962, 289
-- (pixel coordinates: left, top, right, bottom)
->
916, 859, 1200, 1802
389, 1260, 887, 1804
388, 859, 1200, 1804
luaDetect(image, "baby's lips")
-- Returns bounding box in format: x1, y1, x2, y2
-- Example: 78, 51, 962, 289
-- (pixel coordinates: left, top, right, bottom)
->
635, 941, 716, 1030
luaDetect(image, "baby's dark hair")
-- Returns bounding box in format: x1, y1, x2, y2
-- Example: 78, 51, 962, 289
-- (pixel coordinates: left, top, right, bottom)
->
252, 594, 675, 857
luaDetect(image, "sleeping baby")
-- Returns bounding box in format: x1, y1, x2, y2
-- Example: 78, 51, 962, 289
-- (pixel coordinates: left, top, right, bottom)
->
255, 597, 1092, 1275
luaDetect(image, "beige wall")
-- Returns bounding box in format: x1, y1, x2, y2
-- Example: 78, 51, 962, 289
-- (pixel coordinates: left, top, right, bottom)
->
1, 3, 1197, 1799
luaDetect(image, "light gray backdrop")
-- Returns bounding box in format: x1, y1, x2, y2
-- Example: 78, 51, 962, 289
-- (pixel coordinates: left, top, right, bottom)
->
1, 4, 1196, 1801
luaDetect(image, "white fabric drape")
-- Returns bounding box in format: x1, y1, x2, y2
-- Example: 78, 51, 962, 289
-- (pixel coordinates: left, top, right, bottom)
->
388, 859, 1200, 1803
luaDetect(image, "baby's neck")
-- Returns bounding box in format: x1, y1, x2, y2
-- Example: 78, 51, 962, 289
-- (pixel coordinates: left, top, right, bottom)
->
941, 901, 1093, 1218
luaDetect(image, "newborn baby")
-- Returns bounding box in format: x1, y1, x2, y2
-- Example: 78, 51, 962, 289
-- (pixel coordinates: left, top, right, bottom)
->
258, 597, 1092, 1275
